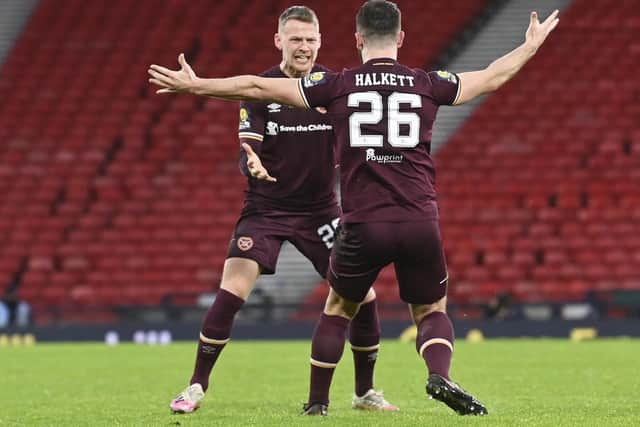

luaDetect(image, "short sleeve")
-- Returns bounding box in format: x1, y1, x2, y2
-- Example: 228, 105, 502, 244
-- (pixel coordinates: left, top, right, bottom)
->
238, 101, 266, 143
428, 70, 461, 106
297, 71, 341, 109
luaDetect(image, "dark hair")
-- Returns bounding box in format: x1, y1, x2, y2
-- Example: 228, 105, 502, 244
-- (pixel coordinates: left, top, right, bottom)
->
278, 6, 319, 31
356, 0, 401, 41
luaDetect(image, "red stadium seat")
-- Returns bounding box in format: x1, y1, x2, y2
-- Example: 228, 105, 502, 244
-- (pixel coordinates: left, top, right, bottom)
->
5, 0, 638, 321
431, 0, 639, 304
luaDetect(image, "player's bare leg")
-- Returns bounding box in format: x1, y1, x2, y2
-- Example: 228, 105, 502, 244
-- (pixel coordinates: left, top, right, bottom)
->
170, 258, 260, 413
349, 288, 399, 411
411, 297, 487, 415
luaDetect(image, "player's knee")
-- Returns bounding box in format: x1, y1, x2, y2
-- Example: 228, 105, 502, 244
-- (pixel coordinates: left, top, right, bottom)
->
220, 277, 254, 300
324, 289, 359, 319
324, 301, 357, 319
219, 259, 260, 300
410, 296, 447, 325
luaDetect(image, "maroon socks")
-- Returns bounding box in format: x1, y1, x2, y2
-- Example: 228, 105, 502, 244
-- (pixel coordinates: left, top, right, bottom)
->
416, 311, 454, 379
190, 289, 245, 391
308, 313, 350, 405
349, 300, 380, 397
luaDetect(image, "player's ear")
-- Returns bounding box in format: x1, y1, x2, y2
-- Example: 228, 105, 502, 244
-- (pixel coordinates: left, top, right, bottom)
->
355, 32, 364, 50
274, 32, 283, 50
317, 32, 322, 49
397, 30, 405, 48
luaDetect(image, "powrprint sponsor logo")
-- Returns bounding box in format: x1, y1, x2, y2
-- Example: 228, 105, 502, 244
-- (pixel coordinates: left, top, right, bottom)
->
237, 236, 254, 251
365, 148, 403, 164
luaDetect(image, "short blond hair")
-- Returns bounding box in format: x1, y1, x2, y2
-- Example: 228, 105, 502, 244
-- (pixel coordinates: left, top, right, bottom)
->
278, 6, 319, 32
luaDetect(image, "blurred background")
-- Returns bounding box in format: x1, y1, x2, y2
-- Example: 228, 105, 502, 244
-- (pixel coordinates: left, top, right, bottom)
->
0, 0, 638, 341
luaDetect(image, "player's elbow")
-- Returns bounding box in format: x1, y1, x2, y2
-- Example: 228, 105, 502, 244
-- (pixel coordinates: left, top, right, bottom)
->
247, 78, 273, 101
242, 87, 262, 101
479, 67, 503, 94
485, 76, 503, 94
223, 76, 265, 101
484, 64, 517, 94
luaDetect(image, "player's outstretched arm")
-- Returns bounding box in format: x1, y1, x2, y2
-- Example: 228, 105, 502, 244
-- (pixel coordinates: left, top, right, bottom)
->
148, 54, 306, 108
454, 10, 559, 105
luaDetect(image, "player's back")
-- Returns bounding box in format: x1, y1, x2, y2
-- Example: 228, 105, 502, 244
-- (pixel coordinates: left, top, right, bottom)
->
299, 58, 460, 224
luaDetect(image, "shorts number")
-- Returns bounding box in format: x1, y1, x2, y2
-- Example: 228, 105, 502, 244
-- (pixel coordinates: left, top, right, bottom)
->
348, 91, 421, 148
317, 218, 340, 249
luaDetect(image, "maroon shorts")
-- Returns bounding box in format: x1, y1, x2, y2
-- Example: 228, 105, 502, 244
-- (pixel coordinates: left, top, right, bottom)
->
328, 220, 448, 304
227, 206, 340, 276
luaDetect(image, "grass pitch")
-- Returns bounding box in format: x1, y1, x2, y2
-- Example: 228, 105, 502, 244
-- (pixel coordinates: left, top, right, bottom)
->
1, 339, 638, 426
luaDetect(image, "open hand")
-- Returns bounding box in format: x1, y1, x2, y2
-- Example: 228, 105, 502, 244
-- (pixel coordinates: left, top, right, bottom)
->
525, 10, 560, 51
148, 53, 198, 94
242, 143, 277, 182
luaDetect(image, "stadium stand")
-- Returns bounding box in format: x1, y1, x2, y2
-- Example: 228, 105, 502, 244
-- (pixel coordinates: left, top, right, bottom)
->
13, 0, 638, 323
436, 0, 640, 306
302, 0, 640, 318
0, 0, 488, 324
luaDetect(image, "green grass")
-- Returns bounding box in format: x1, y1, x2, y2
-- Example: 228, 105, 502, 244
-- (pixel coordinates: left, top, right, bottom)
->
1, 339, 638, 426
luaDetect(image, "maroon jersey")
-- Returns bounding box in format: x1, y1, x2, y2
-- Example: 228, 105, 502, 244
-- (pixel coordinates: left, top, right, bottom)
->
238, 65, 337, 213
298, 58, 460, 223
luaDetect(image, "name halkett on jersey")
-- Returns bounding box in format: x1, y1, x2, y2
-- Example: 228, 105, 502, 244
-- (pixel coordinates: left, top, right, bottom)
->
355, 72, 415, 87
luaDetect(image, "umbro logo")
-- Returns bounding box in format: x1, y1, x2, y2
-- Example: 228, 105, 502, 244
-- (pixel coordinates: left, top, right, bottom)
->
201, 345, 220, 355
267, 103, 281, 113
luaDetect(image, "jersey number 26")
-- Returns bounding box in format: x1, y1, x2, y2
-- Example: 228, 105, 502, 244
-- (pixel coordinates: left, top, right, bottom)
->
348, 91, 421, 148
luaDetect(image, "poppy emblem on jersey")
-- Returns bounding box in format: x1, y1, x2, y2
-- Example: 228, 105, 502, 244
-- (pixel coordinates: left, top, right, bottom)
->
436, 70, 457, 84
239, 108, 250, 129
237, 236, 254, 251
303, 72, 327, 88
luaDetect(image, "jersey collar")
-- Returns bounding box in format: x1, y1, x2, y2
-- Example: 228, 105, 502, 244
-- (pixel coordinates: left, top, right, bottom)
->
364, 57, 398, 66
